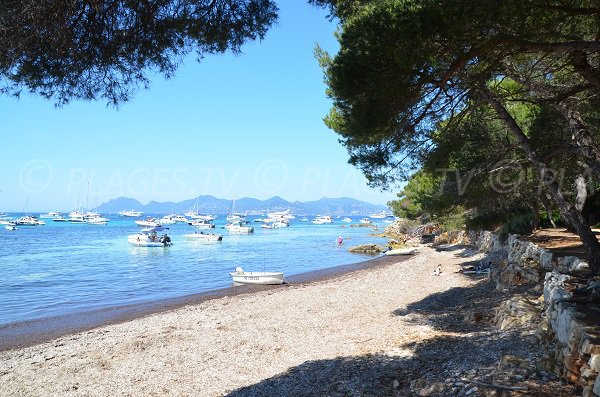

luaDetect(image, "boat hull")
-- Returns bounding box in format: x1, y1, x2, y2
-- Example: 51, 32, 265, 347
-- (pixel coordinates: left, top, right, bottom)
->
229, 271, 284, 285
384, 248, 417, 256
183, 233, 222, 243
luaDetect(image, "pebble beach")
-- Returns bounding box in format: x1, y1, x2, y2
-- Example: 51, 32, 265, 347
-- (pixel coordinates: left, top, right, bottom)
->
0, 246, 575, 396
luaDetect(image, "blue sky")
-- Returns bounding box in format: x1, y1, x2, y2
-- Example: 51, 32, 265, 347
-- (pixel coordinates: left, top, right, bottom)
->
1, 2, 400, 212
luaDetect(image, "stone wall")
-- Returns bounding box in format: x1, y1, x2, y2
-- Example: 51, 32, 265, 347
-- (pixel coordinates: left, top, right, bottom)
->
470, 230, 600, 396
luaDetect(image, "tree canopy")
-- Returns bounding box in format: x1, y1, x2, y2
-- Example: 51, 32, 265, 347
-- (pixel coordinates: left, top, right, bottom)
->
314, 0, 600, 273
0, 0, 278, 105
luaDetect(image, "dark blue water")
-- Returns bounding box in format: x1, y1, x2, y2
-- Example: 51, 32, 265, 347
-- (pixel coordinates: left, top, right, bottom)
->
0, 215, 388, 325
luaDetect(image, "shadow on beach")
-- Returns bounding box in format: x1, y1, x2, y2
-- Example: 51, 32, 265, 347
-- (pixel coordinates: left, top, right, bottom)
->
225, 279, 573, 397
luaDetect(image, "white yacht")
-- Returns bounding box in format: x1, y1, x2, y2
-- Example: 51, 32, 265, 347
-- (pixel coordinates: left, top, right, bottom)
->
312, 215, 333, 224
341, 217, 352, 223
225, 221, 254, 234
359, 218, 373, 224
15, 216, 45, 226
188, 218, 215, 229
135, 217, 162, 227
158, 215, 177, 225
119, 210, 143, 217
369, 211, 389, 219
40, 211, 62, 219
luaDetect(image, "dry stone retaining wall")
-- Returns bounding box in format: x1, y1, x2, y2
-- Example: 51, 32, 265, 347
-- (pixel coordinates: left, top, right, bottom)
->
470, 230, 600, 396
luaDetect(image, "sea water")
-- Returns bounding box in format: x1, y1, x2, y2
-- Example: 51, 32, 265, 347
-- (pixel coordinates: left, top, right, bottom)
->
0, 215, 388, 325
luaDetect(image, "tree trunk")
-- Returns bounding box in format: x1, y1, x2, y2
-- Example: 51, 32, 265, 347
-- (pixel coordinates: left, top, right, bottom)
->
502, 65, 600, 176
541, 194, 557, 228
532, 199, 540, 230
481, 87, 600, 274
575, 174, 588, 213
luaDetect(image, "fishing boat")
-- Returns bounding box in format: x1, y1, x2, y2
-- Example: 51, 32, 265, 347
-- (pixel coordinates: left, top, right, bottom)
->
384, 247, 417, 256
128, 227, 172, 247
229, 267, 284, 285
183, 231, 223, 242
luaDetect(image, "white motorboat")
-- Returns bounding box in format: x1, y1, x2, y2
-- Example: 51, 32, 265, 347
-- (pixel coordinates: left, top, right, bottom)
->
384, 247, 417, 256
67, 214, 86, 223
119, 210, 143, 217
84, 212, 109, 224
183, 231, 223, 242
230, 267, 284, 285
135, 217, 161, 227
5, 225, 17, 231
40, 211, 62, 219
225, 222, 254, 234
159, 215, 177, 225
15, 216, 45, 226
188, 218, 215, 229
312, 215, 333, 224
128, 227, 172, 247
369, 211, 390, 219
342, 217, 352, 223
359, 218, 372, 224
172, 214, 190, 223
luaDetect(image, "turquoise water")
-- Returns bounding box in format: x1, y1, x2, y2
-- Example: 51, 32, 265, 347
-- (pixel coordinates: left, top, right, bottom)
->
0, 215, 388, 325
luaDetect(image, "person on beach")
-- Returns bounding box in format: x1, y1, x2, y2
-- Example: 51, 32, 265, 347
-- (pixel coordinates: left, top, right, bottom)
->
337, 236, 344, 245
432, 264, 442, 276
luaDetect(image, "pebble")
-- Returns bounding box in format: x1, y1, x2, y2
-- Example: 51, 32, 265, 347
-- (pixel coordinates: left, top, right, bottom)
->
464, 386, 478, 395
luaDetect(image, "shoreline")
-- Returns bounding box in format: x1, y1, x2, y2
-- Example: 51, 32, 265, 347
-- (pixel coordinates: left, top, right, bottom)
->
3, 245, 575, 396
0, 253, 406, 352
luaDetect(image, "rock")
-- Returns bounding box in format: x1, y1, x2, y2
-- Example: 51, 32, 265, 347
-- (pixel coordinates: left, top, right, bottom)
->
392, 379, 399, 389
347, 244, 385, 255
593, 373, 600, 396
589, 353, 600, 372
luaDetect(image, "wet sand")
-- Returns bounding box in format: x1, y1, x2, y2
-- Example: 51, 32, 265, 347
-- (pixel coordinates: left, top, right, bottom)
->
0, 246, 482, 397
0, 254, 403, 352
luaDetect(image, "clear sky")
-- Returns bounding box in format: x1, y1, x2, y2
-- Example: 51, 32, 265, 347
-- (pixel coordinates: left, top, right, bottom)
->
0, 2, 400, 212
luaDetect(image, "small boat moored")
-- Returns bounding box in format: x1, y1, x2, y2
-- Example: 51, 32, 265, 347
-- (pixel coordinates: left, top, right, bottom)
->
384, 247, 417, 256
183, 231, 223, 243
230, 267, 284, 285
128, 227, 172, 247
5, 225, 17, 231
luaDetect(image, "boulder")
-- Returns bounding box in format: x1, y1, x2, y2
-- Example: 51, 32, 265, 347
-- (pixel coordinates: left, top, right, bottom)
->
347, 244, 385, 255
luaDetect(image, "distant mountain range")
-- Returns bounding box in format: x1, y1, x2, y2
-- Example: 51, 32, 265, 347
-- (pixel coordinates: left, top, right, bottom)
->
95, 195, 389, 216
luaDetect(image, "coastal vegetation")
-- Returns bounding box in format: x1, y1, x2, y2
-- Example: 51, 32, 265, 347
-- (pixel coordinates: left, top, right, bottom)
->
0, 0, 278, 105
313, 0, 600, 274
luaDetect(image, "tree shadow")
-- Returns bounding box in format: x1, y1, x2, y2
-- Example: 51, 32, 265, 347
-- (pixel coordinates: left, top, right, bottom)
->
392, 280, 535, 333
225, 281, 570, 397
225, 332, 569, 397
